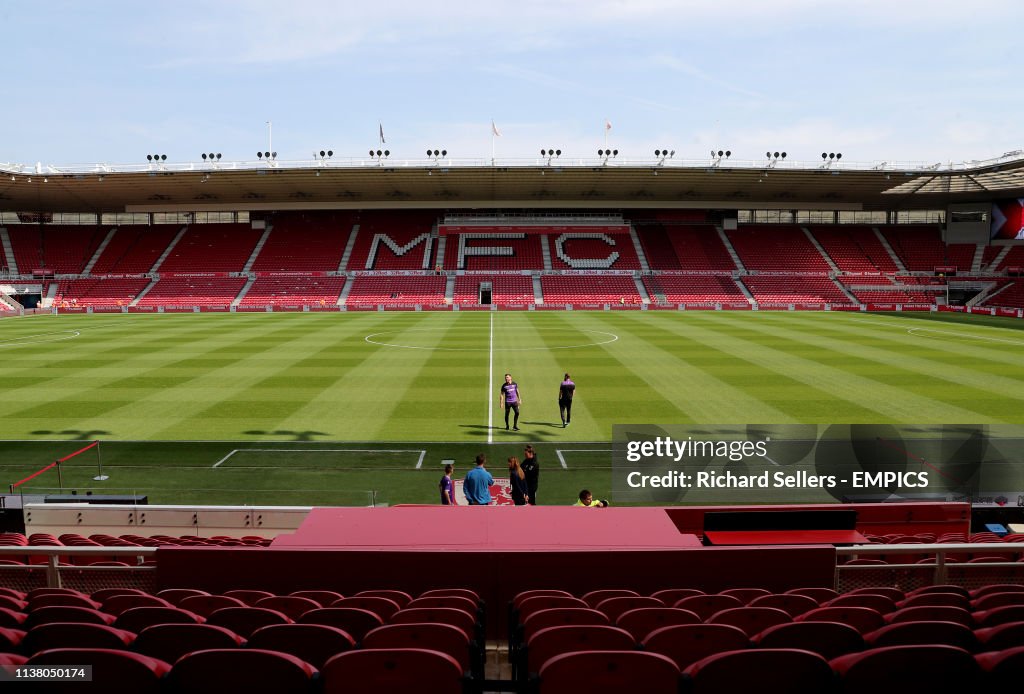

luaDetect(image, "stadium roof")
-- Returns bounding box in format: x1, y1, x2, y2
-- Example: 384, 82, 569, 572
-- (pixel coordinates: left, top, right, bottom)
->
3, 154, 1024, 214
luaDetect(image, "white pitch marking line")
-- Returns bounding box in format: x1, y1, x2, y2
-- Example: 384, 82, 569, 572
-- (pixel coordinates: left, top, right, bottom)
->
488, 312, 494, 445
555, 448, 613, 469
212, 448, 425, 469
415, 450, 426, 469
906, 326, 1024, 346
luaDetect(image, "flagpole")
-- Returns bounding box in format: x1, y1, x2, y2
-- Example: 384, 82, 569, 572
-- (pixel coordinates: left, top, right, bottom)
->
604, 118, 608, 150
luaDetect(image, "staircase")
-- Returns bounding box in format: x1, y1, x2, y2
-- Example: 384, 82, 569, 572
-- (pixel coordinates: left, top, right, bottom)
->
150, 226, 188, 273
986, 246, 1012, 272
716, 226, 746, 271
540, 236, 552, 270
873, 227, 907, 272
629, 226, 651, 272
633, 275, 651, 304
0, 228, 18, 275
802, 226, 840, 273
243, 225, 272, 273
337, 276, 354, 306
232, 277, 256, 307
435, 235, 447, 269
532, 275, 544, 305
0, 292, 23, 311
426, 223, 439, 270
645, 276, 667, 304
130, 278, 159, 307
735, 277, 756, 305
444, 274, 455, 304
971, 244, 984, 274
832, 277, 861, 305
970, 281, 1010, 308
337, 224, 359, 272
82, 227, 117, 275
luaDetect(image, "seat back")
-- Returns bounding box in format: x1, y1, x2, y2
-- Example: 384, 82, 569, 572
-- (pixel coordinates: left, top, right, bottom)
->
522, 608, 610, 641
28, 648, 170, 694
581, 589, 641, 608
885, 606, 973, 627
649, 588, 705, 605
363, 622, 470, 673
718, 588, 772, 604
221, 590, 276, 606
615, 607, 701, 641
390, 607, 475, 641
133, 623, 244, 663
352, 589, 411, 608
206, 607, 291, 638
682, 648, 833, 693
297, 607, 384, 643
831, 645, 981, 692
826, 594, 897, 613
23, 622, 134, 654
103, 594, 172, 615
674, 594, 743, 620
321, 648, 463, 694
526, 625, 635, 674
797, 606, 884, 634
331, 596, 402, 620
975, 620, 1024, 650
594, 596, 664, 622
248, 623, 356, 669
642, 623, 750, 671
290, 590, 345, 607
155, 588, 210, 606
114, 606, 204, 633
254, 596, 321, 620
538, 650, 679, 694
753, 620, 864, 660
179, 594, 247, 617
707, 606, 791, 637
25, 606, 115, 629
167, 648, 318, 694
866, 620, 978, 650
750, 593, 819, 617
517, 595, 589, 622
975, 645, 1024, 688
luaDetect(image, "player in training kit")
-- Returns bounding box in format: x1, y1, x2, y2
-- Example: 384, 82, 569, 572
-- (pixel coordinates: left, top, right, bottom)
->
500, 373, 522, 431
558, 373, 575, 427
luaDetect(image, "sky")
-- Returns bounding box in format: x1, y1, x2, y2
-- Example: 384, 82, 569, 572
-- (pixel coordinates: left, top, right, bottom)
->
1, 0, 1021, 169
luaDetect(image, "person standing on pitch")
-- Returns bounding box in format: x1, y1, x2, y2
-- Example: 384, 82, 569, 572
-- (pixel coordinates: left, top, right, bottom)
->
558, 373, 575, 427
463, 453, 494, 505
522, 444, 540, 505
500, 373, 522, 431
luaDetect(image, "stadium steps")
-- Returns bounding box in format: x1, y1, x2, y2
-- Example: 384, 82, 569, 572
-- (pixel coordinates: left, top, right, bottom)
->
972, 244, 984, 273
43, 281, 57, 307
444, 274, 455, 304
337, 276, 354, 306
129, 278, 159, 307
832, 277, 861, 305
0, 291, 23, 311
149, 226, 188, 273
633, 276, 651, 304
232, 277, 257, 307
802, 227, 840, 273
242, 224, 272, 273
987, 245, 1012, 271
873, 227, 907, 273
541, 235, 552, 270
0, 227, 18, 275
735, 276, 756, 304
337, 223, 359, 272
82, 227, 117, 275
629, 226, 650, 272
533, 275, 543, 304
435, 236, 446, 269
971, 281, 1010, 307
715, 226, 745, 271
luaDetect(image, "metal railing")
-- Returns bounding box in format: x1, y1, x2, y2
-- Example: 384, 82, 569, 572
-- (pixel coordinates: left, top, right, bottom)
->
836, 542, 1024, 589
0, 546, 157, 589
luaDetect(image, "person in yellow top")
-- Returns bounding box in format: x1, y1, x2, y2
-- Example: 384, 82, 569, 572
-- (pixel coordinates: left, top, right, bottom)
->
573, 489, 608, 507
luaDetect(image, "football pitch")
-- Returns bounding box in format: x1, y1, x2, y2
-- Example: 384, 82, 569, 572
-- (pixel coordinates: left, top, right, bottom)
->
1, 309, 1023, 505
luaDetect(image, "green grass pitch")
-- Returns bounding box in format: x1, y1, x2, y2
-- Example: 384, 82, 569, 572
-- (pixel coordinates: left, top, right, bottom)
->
1, 309, 1023, 505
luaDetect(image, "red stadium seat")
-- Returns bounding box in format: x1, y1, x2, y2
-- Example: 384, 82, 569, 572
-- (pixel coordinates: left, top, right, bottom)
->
363, 622, 472, 674
114, 606, 205, 633
594, 596, 664, 622
248, 623, 356, 669
749, 593, 819, 617
538, 650, 679, 694
649, 588, 705, 604
707, 606, 792, 637
0, 626, 26, 652
420, 588, 480, 602
25, 606, 116, 629
797, 606, 885, 634
785, 587, 839, 603
847, 587, 905, 601
221, 589, 275, 606
254, 595, 321, 620
907, 584, 970, 598
206, 606, 291, 638
974, 621, 1024, 650
322, 648, 464, 694
682, 648, 833, 694
826, 594, 897, 613
27, 593, 101, 611
0, 607, 28, 629
753, 620, 864, 660
896, 592, 970, 609
884, 606, 973, 627
133, 623, 245, 663
831, 644, 981, 693
525, 625, 635, 676
92, 588, 149, 604
0, 595, 27, 612
167, 648, 318, 694
517, 595, 589, 623
864, 620, 979, 650
23, 622, 135, 654
972, 591, 1024, 611
521, 608, 610, 642
102, 593, 173, 615
614, 607, 701, 641
156, 588, 211, 606
718, 588, 772, 604
179, 594, 247, 617
581, 589, 640, 608
970, 584, 1024, 598
975, 645, 1024, 687
974, 605, 1024, 628
674, 594, 743, 620
330, 596, 402, 621
406, 595, 478, 618
513, 590, 574, 609
27, 648, 170, 694
298, 607, 384, 643
292, 590, 346, 607
642, 623, 750, 670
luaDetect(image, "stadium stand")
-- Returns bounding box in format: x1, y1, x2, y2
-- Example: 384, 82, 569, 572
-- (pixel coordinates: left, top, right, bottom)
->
642, 275, 747, 305
53, 278, 151, 307
89, 225, 183, 274
444, 233, 546, 271
346, 211, 436, 270
250, 212, 354, 272
136, 277, 247, 307
880, 225, 946, 271
238, 277, 347, 308
727, 225, 832, 272
550, 231, 641, 270
741, 276, 851, 305
345, 276, 446, 306
155, 224, 263, 273
809, 226, 900, 273
540, 275, 641, 305
453, 274, 535, 305
7, 225, 106, 274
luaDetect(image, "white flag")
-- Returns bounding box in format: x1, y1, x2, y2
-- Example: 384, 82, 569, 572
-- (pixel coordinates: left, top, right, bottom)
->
492, 120, 502, 137
605, 119, 612, 131
379, 123, 386, 144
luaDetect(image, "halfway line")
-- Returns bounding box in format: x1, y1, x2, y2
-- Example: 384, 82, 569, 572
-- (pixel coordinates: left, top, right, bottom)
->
487, 312, 494, 444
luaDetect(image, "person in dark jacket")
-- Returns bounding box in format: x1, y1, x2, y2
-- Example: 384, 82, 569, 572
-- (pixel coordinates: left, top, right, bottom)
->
508, 456, 528, 506
521, 444, 540, 505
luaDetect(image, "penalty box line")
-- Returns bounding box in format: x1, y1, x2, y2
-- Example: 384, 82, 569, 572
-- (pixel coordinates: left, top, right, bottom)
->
213, 448, 427, 469
554, 448, 613, 470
